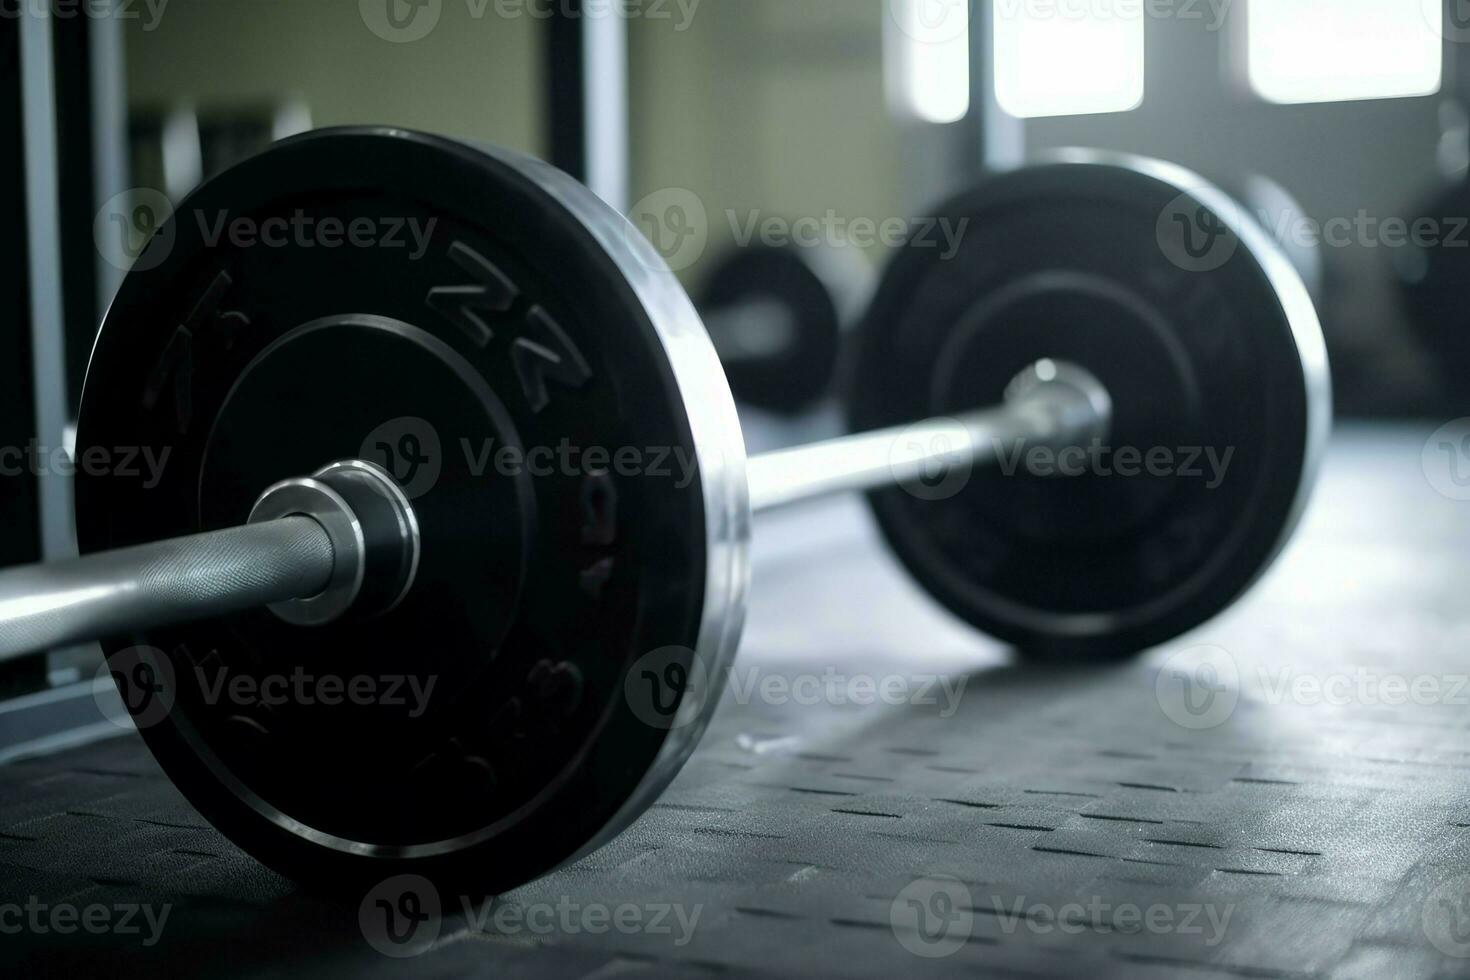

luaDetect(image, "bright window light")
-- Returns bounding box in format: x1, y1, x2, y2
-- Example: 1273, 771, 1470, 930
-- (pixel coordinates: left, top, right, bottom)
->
993, 0, 1145, 119
885, 0, 972, 124
1248, 0, 1441, 105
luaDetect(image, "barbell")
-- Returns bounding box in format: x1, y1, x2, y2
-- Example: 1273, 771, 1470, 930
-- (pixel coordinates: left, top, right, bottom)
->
6, 129, 1329, 893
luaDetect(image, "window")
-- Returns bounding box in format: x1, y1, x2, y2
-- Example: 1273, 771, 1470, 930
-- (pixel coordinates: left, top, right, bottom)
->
993, 1, 1146, 118
885, 0, 973, 124
1248, 0, 1441, 105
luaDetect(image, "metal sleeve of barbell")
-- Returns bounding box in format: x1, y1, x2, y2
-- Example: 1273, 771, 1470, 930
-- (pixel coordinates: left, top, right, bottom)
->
746, 377, 1109, 514
0, 516, 336, 663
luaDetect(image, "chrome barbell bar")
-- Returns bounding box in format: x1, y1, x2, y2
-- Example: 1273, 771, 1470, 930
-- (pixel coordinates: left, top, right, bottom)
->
0, 360, 1109, 662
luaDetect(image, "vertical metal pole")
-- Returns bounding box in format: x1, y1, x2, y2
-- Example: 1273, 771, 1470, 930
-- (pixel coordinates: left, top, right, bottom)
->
548, 4, 587, 182
20, 4, 74, 564
583, 7, 628, 213
1447, 1, 1467, 103
546, 1, 628, 212
970, 0, 1024, 173
51, 2, 124, 413
91, 1, 130, 315
0, 5, 46, 696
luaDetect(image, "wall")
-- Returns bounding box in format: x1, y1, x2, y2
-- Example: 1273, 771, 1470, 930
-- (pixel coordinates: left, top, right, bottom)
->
124, 0, 543, 152
627, 0, 904, 282
122, 0, 904, 289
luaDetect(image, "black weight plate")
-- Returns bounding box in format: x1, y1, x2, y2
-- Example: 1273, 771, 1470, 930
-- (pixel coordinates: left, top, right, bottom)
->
849, 154, 1330, 659
697, 244, 848, 414
75, 128, 749, 893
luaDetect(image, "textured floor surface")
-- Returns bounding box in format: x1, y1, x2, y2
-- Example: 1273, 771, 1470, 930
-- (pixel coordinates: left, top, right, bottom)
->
4, 425, 1470, 978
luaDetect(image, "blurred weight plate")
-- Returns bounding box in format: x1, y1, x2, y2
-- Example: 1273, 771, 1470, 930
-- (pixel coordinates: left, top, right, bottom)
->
849, 152, 1331, 659
697, 242, 871, 414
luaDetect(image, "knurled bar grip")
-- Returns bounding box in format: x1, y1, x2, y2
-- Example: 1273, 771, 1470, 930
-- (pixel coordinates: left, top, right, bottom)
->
0, 516, 335, 662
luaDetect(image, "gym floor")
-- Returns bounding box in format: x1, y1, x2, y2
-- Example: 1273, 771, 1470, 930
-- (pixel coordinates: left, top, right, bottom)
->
8, 424, 1470, 979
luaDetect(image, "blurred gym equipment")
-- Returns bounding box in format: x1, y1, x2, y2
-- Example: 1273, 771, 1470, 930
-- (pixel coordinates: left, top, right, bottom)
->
696, 242, 872, 415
